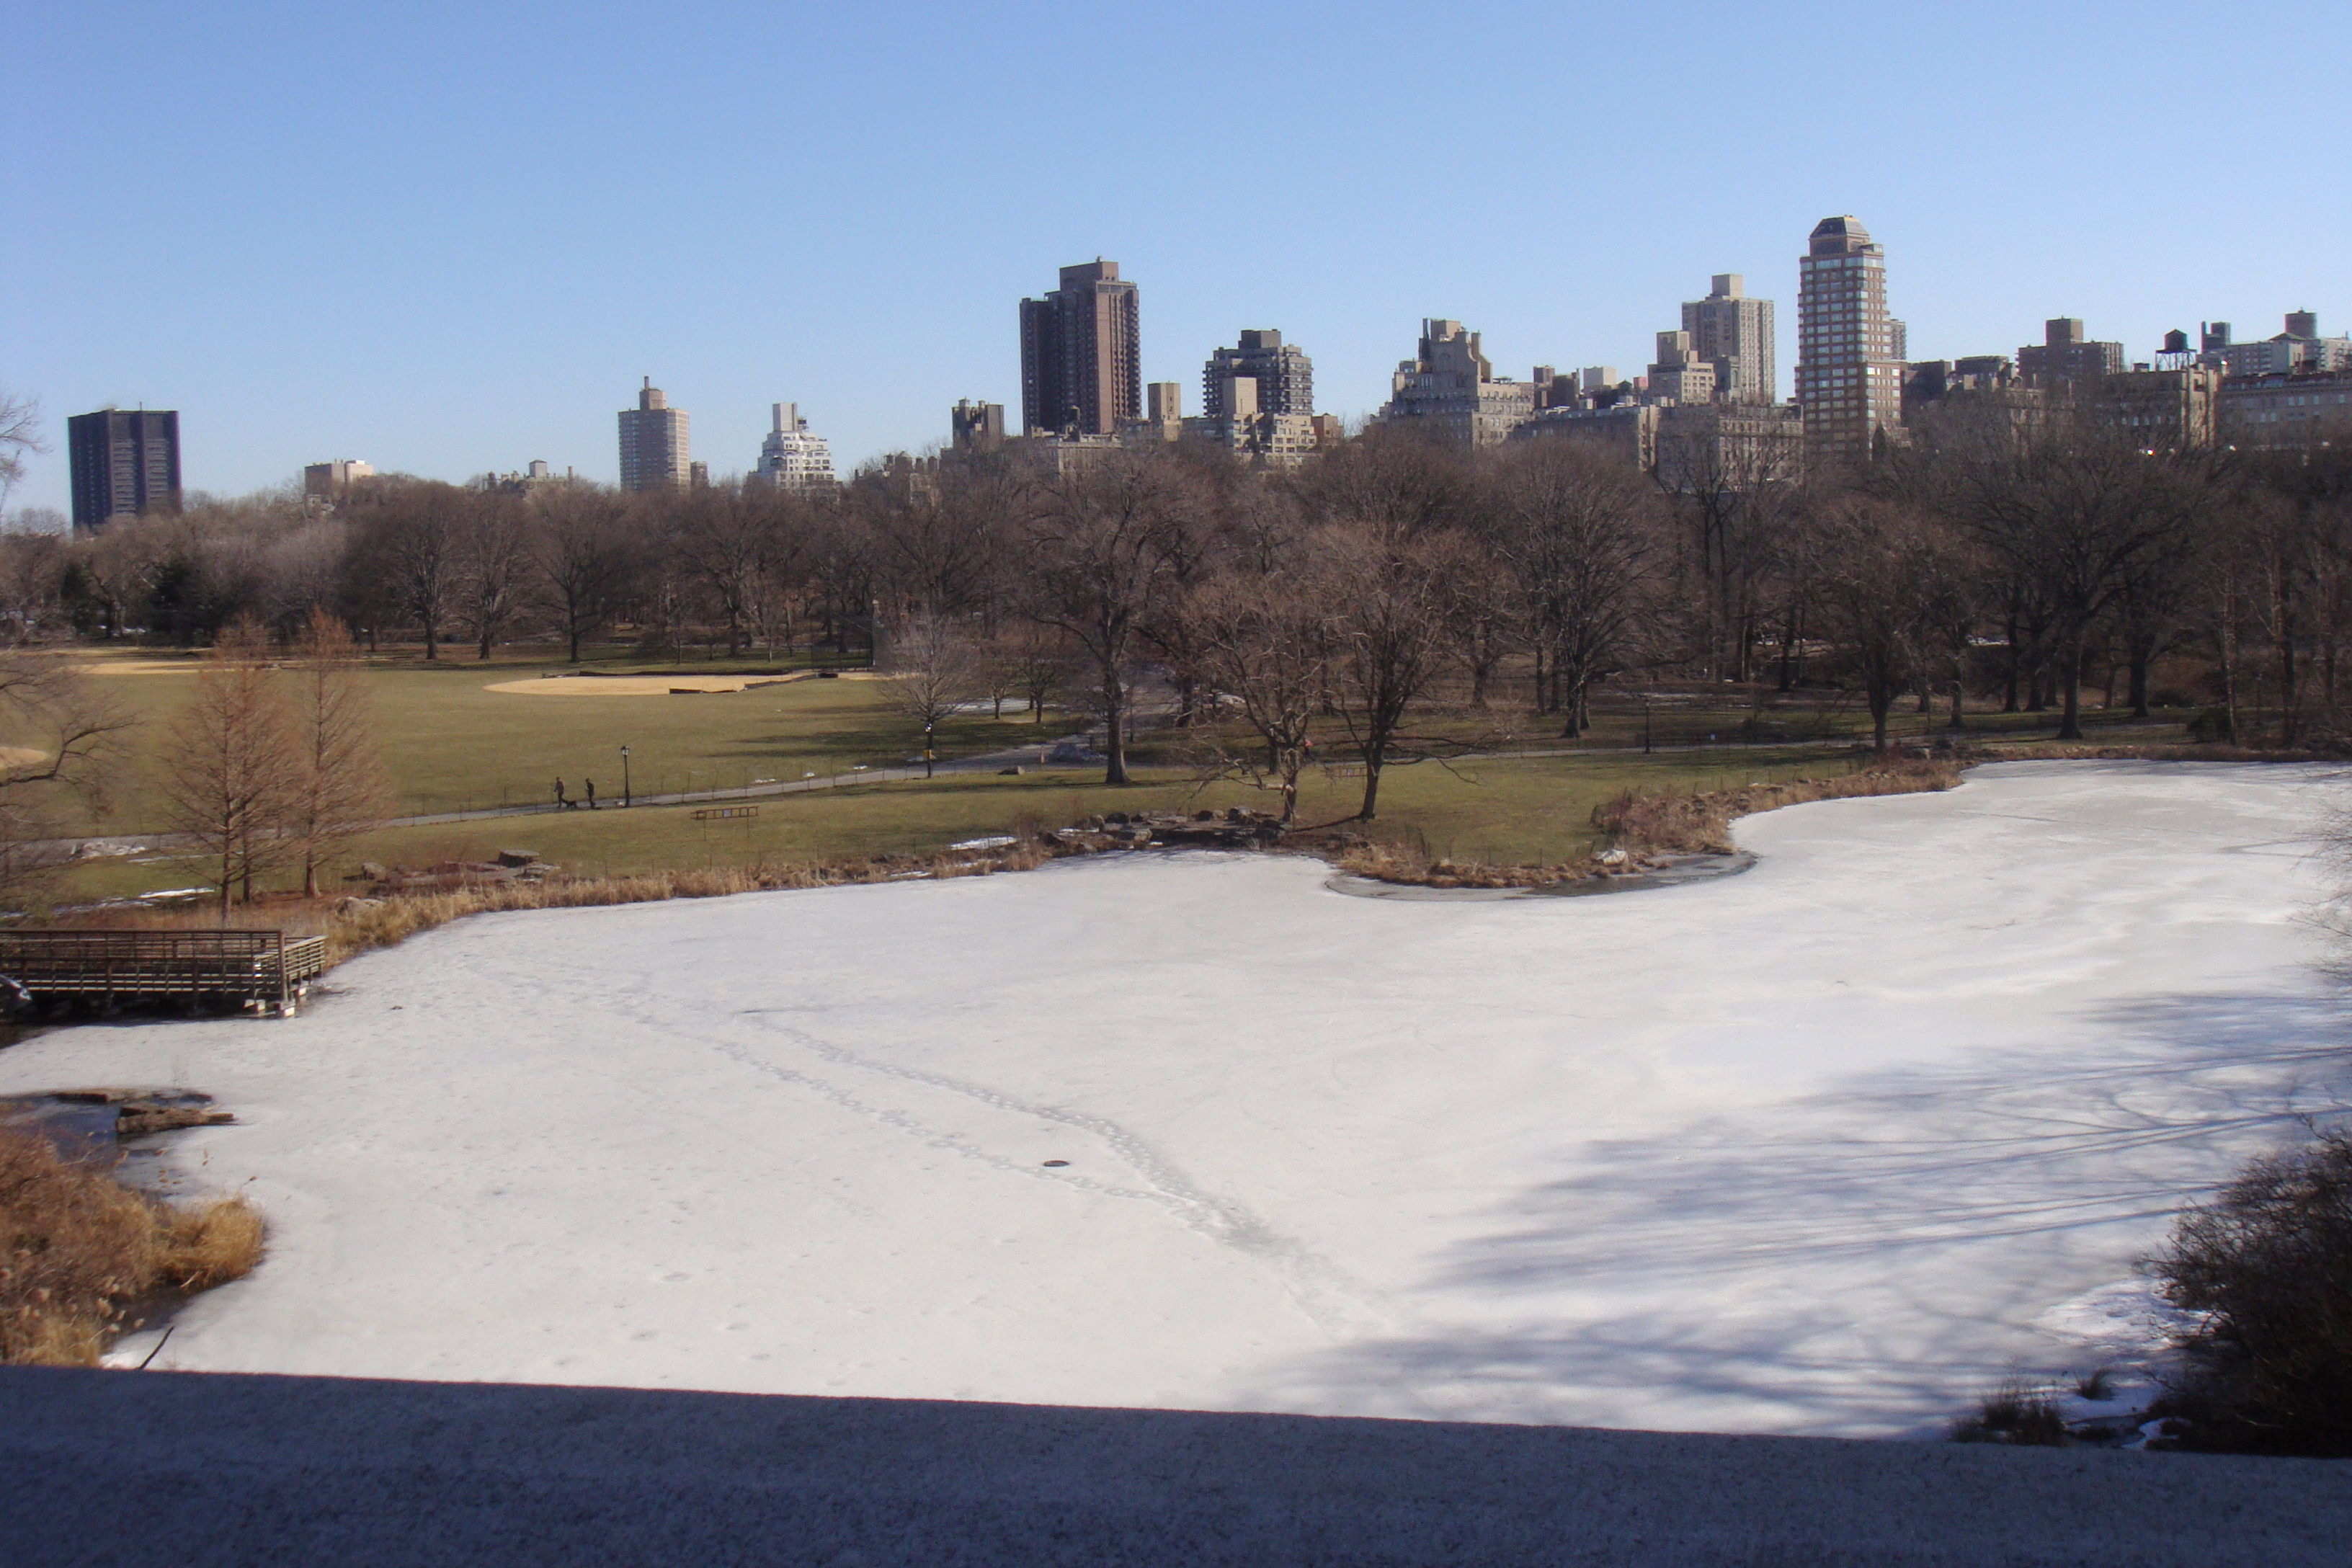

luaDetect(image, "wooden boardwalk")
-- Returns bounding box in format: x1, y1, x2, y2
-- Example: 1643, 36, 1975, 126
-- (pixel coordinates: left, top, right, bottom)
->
0, 930, 329, 1016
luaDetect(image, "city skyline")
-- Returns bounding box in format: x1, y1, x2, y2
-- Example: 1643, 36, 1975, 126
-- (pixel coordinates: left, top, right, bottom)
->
33, 247, 2351, 513
41, 212, 2352, 517
9, 3, 2348, 512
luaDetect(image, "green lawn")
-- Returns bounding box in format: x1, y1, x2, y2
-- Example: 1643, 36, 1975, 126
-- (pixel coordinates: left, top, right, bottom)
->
35, 645, 2201, 911
69, 650, 1064, 829
48, 744, 1881, 906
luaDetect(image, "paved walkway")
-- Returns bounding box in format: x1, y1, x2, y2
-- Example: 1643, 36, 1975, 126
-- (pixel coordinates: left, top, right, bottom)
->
3, 1366, 2343, 1567
393, 734, 1104, 827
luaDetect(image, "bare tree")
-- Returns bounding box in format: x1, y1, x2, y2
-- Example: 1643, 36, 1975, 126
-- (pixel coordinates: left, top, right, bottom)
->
0, 388, 42, 515
530, 486, 637, 662
851, 457, 1016, 627
1488, 439, 1667, 736
156, 618, 298, 914
0, 652, 133, 904
1652, 411, 1804, 682
998, 625, 1071, 724
1905, 407, 2203, 740
1020, 455, 1190, 785
261, 516, 352, 640
0, 533, 66, 644
369, 484, 464, 659
284, 610, 393, 895
878, 615, 980, 778
457, 491, 533, 660
1802, 495, 1966, 752
673, 486, 785, 658
1184, 564, 1331, 824
1321, 524, 1469, 820
1296, 424, 1472, 540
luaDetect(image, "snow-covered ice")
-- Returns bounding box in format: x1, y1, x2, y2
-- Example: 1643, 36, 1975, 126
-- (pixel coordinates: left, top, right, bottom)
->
9, 760, 2349, 1437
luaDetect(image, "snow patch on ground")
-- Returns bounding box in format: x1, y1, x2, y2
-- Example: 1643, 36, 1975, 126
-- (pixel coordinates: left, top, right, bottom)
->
4, 760, 2346, 1438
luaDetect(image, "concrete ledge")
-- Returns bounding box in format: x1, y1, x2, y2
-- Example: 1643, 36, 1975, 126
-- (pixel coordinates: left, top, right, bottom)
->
4, 1368, 2348, 1565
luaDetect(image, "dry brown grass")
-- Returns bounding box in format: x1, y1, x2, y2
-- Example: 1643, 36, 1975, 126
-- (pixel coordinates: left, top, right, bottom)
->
40, 839, 1061, 972
0, 1126, 264, 1366
1982, 741, 2333, 765
319, 842, 1056, 962
155, 1193, 265, 1291
1331, 841, 1596, 888
1591, 759, 1966, 856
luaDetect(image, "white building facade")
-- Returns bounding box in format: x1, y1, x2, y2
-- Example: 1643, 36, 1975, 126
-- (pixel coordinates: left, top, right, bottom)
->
755, 403, 835, 491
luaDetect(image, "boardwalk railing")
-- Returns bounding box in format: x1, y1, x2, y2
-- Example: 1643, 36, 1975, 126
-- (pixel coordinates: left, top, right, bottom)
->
0, 930, 329, 1016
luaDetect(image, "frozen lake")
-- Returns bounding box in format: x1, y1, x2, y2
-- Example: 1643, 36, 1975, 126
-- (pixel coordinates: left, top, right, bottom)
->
9, 760, 2348, 1438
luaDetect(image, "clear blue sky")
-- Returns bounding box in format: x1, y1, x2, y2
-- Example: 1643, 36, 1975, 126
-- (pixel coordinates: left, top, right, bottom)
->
8, 1, 2347, 512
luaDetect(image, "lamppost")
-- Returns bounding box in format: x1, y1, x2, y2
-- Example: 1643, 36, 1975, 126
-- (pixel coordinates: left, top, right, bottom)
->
620, 744, 632, 808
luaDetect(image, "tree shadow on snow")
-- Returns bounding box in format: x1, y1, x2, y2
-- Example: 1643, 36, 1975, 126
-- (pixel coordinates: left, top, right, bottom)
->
1252, 992, 2352, 1437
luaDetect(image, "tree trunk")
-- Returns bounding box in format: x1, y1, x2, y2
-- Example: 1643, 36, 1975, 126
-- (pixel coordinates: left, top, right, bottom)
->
1557, 671, 1588, 739
1101, 672, 1128, 786
2003, 610, 2021, 713
2056, 634, 2086, 740
2279, 633, 2300, 747
2220, 614, 2240, 744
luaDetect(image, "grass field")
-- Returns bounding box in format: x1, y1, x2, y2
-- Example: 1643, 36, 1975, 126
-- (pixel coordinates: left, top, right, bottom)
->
33, 644, 2201, 911
50, 748, 1901, 906
70, 649, 1064, 826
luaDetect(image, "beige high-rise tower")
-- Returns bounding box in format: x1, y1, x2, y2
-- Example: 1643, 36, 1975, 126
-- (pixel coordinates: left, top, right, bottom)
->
618, 378, 691, 493
1796, 217, 1904, 461
1682, 275, 1776, 405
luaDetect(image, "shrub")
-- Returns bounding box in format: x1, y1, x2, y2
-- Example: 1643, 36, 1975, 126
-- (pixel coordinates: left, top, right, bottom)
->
2149, 1128, 2352, 1455
1951, 1379, 2070, 1446
2186, 707, 2235, 743
0, 1127, 264, 1365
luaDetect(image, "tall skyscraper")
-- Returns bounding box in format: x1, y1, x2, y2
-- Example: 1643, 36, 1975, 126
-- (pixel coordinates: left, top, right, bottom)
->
1796, 216, 1904, 461
67, 408, 181, 532
1018, 260, 1141, 436
754, 403, 835, 491
1203, 329, 1313, 419
1681, 275, 1776, 404
618, 378, 690, 493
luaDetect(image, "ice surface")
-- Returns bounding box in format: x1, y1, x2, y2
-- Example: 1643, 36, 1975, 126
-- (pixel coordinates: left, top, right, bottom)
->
7, 760, 2347, 1437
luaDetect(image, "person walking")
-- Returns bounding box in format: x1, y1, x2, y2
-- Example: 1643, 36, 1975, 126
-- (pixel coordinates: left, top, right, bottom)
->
553, 778, 569, 811
584, 778, 598, 811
